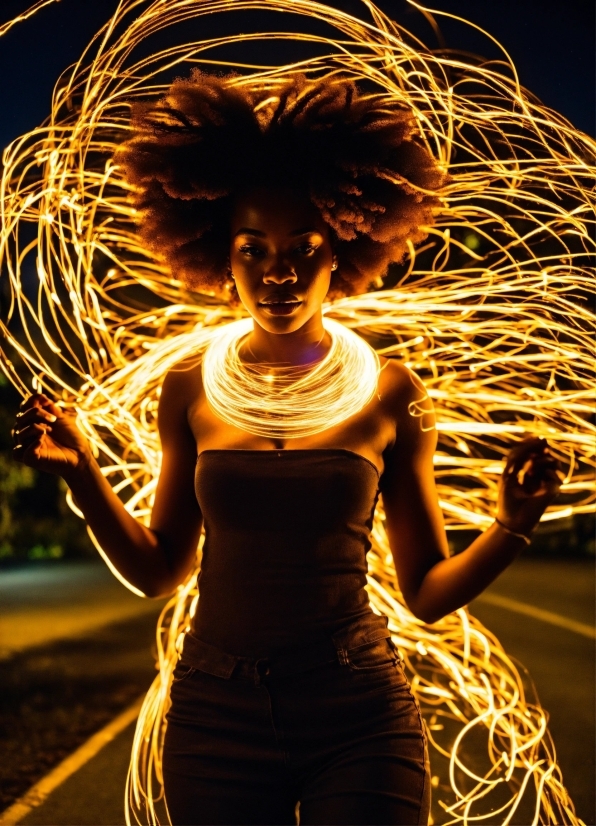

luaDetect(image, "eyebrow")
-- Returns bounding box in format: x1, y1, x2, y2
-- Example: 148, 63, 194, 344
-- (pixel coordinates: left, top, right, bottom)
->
234, 226, 321, 238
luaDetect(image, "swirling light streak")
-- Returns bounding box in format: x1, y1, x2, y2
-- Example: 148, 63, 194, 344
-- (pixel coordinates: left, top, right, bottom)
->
0, 1, 594, 824
202, 317, 381, 439
0, 0, 58, 38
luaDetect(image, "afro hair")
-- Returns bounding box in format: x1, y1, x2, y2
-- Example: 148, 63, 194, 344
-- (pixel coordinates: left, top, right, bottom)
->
117, 70, 446, 298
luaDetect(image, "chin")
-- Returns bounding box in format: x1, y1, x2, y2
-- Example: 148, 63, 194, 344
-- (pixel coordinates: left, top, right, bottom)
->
251, 303, 313, 333
256, 315, 308, 335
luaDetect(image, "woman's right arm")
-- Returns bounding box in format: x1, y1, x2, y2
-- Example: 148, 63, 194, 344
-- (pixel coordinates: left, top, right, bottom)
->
12, 367, 203, 598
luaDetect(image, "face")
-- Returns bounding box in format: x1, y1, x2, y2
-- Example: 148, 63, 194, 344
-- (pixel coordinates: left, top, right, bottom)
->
229, 186, 335, 334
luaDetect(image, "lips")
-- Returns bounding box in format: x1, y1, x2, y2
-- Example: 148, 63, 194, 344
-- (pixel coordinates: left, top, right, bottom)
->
259, 293, 301, 306
258, 293, 302, 315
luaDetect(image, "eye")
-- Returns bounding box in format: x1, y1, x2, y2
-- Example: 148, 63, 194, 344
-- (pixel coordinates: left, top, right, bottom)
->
238, 244, 265, 257
294, 242, 317, 255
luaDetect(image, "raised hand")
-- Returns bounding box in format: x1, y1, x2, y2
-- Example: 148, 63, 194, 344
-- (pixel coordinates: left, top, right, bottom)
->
12, 393, 92, 477
497, 437, 564, 537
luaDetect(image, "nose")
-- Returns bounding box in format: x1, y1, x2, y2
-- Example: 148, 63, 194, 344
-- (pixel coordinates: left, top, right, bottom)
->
263, 256, 297, 285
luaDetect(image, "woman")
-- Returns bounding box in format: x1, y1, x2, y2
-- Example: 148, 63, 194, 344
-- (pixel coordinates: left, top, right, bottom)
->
12, 73, 561, 825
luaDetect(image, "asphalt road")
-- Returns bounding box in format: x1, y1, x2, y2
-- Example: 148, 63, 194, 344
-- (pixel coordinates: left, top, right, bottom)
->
0, 562, 167, 812
471, 560, 595, 825
0, 557, 594, 826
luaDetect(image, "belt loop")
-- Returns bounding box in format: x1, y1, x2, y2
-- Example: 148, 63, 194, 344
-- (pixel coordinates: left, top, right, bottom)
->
337, 646, 349, 666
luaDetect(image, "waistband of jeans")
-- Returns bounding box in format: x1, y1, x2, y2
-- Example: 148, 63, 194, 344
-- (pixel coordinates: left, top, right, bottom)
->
178, 612, 392, 681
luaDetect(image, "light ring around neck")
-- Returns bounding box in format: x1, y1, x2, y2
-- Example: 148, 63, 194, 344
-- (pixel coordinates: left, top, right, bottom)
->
202, 317, 380, 439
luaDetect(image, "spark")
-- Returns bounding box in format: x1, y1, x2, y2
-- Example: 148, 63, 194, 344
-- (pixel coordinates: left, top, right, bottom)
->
0, 1, 593, 824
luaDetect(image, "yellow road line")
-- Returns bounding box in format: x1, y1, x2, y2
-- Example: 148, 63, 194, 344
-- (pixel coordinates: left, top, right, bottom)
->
476, 592, 596, 639
0, 694, 144, 825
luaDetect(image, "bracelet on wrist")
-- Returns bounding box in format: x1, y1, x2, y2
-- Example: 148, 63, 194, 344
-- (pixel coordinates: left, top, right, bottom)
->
494, 517, 532, 546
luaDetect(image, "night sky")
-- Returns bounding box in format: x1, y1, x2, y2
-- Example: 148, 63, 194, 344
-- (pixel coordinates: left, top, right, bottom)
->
0, 0, 593, 154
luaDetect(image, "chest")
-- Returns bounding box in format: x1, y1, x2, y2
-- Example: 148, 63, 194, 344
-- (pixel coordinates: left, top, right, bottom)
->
188, 382, 395, 477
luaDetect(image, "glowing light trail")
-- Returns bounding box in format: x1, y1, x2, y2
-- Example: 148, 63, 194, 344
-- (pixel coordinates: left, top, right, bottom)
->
0, 0, 58, 38
0, 1, 593, 824
202, 317, 381, 439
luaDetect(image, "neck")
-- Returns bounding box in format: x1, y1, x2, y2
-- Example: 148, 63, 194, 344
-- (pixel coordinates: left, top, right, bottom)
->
244, 311, 331, 366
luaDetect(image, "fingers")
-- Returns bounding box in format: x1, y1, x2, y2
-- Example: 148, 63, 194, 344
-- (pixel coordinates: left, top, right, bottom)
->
519, 465, 562, 496
505, 438, 556, 472
12, 428, 47, 464
504, 436, 547, 466
13, 422, 51, 457
20, 392, 47, 410
14, 420, 52, 443
12, 405, 55, 447
502, 437, 564, 497
15, 405, 57, 430
499, 438, 563, 532
13, 443, 46, 467
510, 451, 563, 496
19, 392, 62, 418
13, 397, 56, 457
540, 467, 565, 490
14, 393, 66, 447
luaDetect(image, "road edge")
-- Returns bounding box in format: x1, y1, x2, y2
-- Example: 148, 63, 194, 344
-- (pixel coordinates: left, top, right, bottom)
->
0, 694, 144, 825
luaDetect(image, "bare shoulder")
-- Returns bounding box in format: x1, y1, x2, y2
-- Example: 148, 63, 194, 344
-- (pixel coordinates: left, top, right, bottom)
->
161, 353, 203, 402
377, 358, 437, 455
377, 358, 432, 412
158, 353, 203, 437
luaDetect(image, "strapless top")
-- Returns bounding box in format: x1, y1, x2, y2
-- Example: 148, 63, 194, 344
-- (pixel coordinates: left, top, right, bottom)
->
191, 449, 380, 657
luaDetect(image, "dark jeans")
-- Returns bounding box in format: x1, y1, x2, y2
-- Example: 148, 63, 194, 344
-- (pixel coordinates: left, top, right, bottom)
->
163, 613, 430, 825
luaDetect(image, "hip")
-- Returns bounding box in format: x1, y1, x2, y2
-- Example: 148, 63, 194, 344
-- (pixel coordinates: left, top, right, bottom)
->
166, 612, 427, 751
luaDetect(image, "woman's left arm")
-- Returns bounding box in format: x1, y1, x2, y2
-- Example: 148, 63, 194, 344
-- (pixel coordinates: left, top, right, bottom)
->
379, 363, 563, 624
